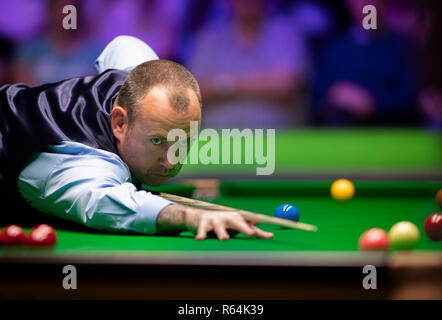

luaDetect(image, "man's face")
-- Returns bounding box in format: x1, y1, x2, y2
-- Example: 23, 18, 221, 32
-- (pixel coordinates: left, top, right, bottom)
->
112, 86, 201, 186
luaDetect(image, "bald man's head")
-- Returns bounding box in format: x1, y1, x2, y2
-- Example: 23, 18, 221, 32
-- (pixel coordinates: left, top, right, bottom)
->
115, 59, 202, 124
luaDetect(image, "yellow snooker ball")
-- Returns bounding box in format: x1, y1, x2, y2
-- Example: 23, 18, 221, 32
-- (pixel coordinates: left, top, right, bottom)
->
330, 179, 355, 202
389, 221, 420, 250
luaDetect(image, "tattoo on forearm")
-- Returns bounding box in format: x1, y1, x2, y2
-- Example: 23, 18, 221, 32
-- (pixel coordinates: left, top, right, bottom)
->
156, 204, 187, 234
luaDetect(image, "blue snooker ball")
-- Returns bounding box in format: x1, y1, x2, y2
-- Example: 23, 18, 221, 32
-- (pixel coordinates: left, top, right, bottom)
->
275, 203, 299, 222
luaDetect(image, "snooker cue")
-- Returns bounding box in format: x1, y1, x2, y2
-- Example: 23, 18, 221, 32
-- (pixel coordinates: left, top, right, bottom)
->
159, 192, 318, 232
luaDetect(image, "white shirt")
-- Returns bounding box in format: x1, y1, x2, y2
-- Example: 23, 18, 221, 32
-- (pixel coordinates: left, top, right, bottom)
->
17, 36, 173, 234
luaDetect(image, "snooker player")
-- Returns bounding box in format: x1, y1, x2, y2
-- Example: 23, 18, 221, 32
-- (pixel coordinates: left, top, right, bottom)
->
0, 36, 273, 241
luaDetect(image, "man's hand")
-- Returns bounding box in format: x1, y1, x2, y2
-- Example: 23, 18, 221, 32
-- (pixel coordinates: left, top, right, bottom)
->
327, 81, 376, 118
157, 204, 274, 241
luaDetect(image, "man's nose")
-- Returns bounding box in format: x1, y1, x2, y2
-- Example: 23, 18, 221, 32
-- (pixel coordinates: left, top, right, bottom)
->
160, 151, 175, 169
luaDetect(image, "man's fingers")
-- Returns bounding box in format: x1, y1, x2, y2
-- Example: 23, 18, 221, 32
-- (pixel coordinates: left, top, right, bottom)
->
252, 226, 274, 239
227, 218, 256, 236
213, 222, 230, 241
246, 221, 274, 239
195, 219, 209, 240
192, 210, 274, 241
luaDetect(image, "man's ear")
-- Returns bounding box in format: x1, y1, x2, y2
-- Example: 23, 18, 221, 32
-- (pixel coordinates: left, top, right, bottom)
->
111, 106, 129, 142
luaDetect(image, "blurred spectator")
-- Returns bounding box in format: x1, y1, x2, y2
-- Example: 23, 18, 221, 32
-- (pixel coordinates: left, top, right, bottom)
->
290, 0, 336, 58
175, 0, 228, 63
418, 0, 442, 130
385, 0, 442, 130
0, 0, 46, 43
13, 0, 100, 86
177, 0, 283, 63
187, 0, 309, 128
92, 0, 187, 60
312, 0, 420, 126
385, 0, 431, 46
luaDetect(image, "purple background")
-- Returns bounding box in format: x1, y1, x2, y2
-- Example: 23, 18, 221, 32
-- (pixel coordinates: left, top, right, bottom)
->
0, 0, 440, 129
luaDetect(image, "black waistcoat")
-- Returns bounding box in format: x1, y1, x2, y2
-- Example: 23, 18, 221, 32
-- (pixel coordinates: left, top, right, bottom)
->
0, 69, 128, 190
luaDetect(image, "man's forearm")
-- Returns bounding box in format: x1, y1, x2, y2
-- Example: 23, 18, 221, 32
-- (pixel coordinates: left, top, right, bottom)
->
17, 141, 174, 235
156, 204, 189, 234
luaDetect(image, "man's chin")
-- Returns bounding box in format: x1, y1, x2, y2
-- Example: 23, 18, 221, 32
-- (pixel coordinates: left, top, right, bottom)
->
147, 181, 163, 187
143, 176, 169, 187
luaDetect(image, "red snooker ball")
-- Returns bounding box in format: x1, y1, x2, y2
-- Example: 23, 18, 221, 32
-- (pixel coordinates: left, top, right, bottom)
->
358, 228, 390, 251
0, 225, 27, 245
29, 224, 57, 246
424, 213, 442, 241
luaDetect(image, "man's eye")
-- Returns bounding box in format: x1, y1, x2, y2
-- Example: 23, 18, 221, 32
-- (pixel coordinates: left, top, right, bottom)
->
151, 138, 162, 145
